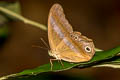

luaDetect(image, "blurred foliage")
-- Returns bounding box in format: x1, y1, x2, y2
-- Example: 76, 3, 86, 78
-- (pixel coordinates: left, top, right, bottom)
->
0, 24, 8, 45
0, 1, 20, 45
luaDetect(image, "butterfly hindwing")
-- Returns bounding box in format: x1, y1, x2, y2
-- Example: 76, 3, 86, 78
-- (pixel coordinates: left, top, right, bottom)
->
55, 33, 94, 62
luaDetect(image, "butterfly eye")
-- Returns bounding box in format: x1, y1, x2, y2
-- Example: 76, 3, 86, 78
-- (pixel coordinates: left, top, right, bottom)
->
85, 46, 91, 52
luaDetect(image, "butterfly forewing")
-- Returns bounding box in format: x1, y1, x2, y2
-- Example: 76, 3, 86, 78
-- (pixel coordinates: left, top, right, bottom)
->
48, 4, 73, 50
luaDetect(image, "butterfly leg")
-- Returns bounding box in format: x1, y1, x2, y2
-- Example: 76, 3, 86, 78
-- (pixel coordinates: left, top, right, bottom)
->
50, 59, 58, 70
58, 60, 64, 68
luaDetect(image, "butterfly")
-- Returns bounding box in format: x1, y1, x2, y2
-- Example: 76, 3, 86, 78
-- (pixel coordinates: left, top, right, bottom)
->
48, 3, 95, 69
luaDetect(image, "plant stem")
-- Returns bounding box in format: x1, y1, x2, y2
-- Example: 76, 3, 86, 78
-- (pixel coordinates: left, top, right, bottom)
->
0, 7, 47, 31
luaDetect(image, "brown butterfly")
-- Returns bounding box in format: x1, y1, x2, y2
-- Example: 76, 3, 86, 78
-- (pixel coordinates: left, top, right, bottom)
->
48, 3, 95, 69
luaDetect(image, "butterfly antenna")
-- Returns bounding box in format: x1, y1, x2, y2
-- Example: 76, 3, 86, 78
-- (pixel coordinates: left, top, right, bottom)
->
40, 38, 50, 50
32, 45, 48, 50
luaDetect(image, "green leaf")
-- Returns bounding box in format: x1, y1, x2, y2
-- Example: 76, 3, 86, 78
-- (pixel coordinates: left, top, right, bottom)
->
17, 46, 120, 75
1, 46, 120, 80
93, 56, 120, 68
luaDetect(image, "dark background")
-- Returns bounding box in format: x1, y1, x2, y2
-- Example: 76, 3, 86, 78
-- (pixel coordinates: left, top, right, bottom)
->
0, 0, 120, 80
